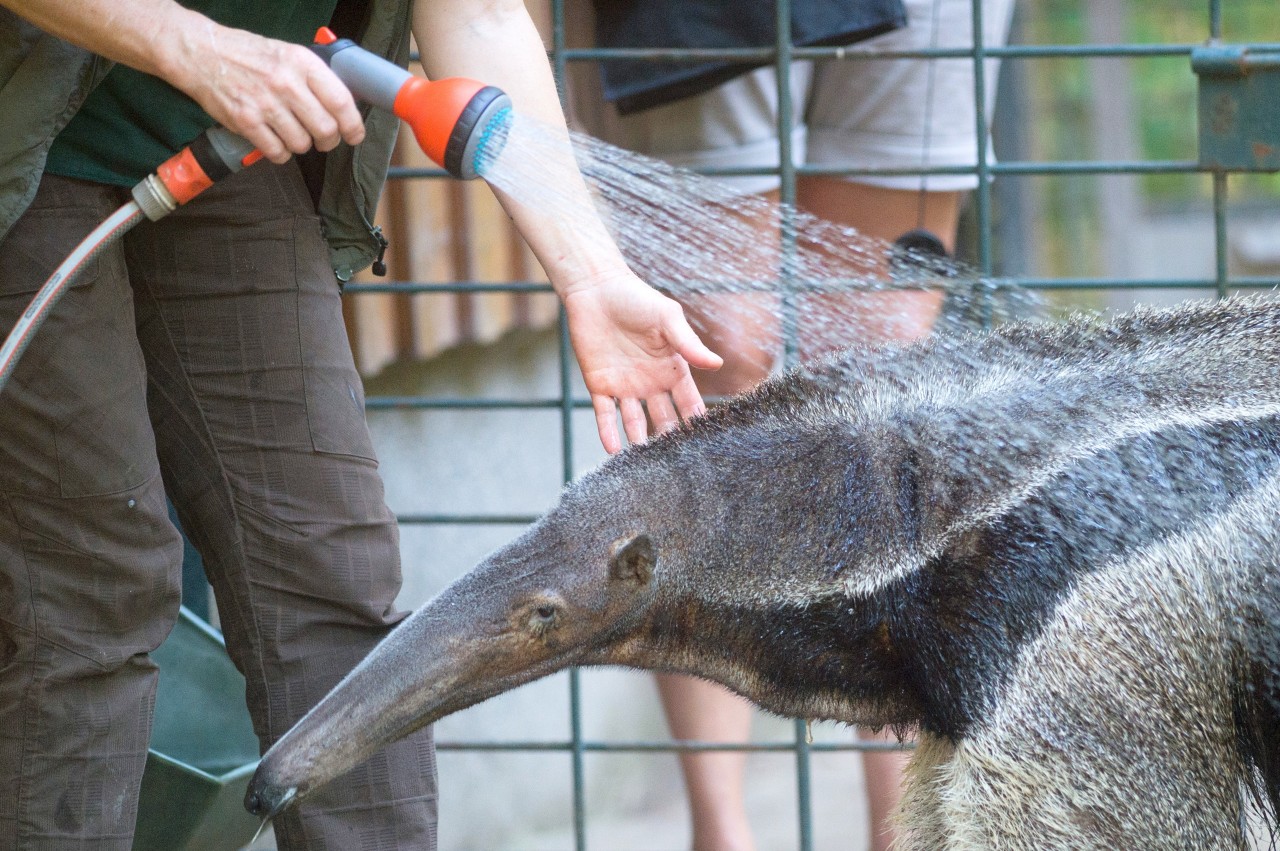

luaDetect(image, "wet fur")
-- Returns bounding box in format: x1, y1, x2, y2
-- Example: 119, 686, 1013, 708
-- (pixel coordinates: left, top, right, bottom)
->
252, 296, 1280, 848
594, 296, 1280, 847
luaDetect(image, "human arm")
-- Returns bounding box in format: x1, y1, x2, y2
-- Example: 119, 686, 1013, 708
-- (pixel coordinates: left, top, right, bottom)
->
410, 0, 723, 453
0, 0, 364, 162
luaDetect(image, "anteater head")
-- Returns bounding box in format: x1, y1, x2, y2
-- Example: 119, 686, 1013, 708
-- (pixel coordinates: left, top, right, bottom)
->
245, 445, 693, 820
245, 383, 914, 820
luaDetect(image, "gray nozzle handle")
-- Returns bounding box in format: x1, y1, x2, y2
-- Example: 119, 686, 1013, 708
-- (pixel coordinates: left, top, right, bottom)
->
312, 37, 413, 113
201, 127, 259, 175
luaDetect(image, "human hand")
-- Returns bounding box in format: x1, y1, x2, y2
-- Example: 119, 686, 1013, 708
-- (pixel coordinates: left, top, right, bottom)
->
0, 2, 362, 162
165, 19, 364, 162
561, 272, 723, 454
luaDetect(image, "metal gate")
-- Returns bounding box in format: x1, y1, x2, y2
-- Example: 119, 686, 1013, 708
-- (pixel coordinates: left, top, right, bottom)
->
347, 1, 1280, 847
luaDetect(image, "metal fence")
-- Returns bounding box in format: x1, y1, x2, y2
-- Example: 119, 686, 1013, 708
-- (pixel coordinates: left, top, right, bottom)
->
352, 1, 1280, 848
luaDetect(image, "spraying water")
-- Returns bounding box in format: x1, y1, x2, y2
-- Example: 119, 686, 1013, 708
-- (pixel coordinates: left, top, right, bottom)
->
476, 111, 1039, 382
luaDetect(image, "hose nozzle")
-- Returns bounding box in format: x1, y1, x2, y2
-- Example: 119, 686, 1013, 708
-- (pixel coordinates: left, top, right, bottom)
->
312, 27, 511, 180
393, 78, 511, 180
130, 28, 513, 226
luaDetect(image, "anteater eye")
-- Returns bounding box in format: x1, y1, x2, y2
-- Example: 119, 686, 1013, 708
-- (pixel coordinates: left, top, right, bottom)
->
535, 604, 556, 621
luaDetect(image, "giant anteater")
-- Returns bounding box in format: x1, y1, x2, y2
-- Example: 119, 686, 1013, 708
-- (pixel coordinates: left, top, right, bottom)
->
247, 295, 1280, 849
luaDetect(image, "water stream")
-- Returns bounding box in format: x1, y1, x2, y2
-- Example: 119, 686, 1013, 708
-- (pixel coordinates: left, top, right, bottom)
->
476, 111, 1040, 386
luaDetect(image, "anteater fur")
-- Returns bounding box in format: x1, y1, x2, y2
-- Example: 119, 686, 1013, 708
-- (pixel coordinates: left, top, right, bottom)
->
248, 295, 1280, 849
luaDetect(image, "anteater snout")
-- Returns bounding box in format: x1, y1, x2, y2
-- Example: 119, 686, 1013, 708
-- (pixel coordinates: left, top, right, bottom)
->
244, 772, 298, 820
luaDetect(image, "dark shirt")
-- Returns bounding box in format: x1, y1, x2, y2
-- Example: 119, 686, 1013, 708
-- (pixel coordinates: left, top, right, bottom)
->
593, 0, 907, 114
46, 0, 340, 186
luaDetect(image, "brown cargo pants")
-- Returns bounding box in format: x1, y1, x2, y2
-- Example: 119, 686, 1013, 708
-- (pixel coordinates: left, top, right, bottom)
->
0, 164, 437, 849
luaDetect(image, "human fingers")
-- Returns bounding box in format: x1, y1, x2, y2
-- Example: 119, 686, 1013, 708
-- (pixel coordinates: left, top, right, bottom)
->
258, 107, 313, 162
253, 47, 352, 157
619, 397, 648, 448
184, 36, 359, 161
662, 301, 724, 371
646, 392, 680, 436
593, 395, 623, 456
306, 60, 365, 149
669, 371, 709, 424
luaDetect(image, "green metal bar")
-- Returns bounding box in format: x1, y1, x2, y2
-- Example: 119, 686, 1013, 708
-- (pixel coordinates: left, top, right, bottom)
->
1192, 44, 1280, 75
1206, 0, 1227, 301
389, 158, 1209, 183
558, 298, 588, 851
776, 0, 801, 374
435, 738, 914, 754
970, 0, 994, 332
428, 40, 1280, 66
365, 398, 586, 411
556, 42, 1280, 63
984, 160, 1203, 175
769, 3, 815, 846
775, 0, 797, 210
348, 264, 1280, 302
1213, 173, 1230, 299
394, 513, 541, 526
998, 280, 1280, 294
344, 280, 554, 294
794, 159, 1205, 178
546, 3, 589, 846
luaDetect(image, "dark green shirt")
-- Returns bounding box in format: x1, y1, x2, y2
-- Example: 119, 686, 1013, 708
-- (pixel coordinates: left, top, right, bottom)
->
45, 0, 339, 186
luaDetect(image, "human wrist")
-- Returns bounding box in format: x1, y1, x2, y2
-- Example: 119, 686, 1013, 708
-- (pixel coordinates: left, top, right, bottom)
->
539, 227, 637, 298
151, 6, 216, 93
551, 255, 643, 305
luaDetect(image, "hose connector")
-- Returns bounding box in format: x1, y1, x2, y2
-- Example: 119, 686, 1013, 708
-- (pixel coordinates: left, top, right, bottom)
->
131, 172, 179, 221
131, 127, 260, 221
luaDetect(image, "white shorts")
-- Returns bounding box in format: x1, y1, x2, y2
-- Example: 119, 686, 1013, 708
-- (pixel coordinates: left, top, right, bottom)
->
592, 0, 1016, 194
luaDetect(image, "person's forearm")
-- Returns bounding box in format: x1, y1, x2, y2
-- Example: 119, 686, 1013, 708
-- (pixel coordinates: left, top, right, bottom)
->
413, 2, 721, 453
0, 0, 204, 86
3, 0, 363, 161
411, 0, 628, 297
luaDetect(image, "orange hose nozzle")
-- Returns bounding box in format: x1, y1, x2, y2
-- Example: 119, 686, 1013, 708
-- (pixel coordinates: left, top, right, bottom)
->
393, 77, 485, 168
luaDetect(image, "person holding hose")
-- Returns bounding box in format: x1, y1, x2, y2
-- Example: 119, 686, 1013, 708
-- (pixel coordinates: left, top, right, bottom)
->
0, 0, 721, 848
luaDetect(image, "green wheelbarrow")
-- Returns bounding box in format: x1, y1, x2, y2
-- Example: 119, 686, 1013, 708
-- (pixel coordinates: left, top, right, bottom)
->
133, 606, 263, 851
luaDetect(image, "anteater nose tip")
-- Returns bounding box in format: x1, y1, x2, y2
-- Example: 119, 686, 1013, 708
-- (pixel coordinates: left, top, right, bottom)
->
244, 782, 299, 820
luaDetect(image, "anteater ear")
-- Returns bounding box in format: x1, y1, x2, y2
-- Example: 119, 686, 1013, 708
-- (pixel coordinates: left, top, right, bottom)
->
609, 533, 655, 587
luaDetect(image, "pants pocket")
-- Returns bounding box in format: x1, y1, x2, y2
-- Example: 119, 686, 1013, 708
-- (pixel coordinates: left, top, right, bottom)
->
0, 176, 155, 499
294, 215, 379, 462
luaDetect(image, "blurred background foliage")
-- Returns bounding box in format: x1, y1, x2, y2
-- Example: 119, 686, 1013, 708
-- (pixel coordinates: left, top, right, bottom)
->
993, 0, 1280, 283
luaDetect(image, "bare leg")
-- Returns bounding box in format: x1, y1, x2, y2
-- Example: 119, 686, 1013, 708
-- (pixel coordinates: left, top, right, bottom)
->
656, 674, 757, 851
859, 728, 912, 851
679, 291, 781, 397
796, 175, 961, 252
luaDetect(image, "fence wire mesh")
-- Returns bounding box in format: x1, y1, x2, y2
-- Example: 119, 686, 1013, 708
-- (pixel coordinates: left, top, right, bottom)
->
357, 2, 1280, 848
